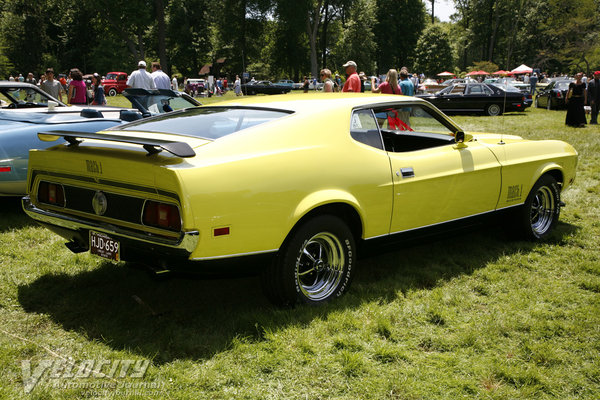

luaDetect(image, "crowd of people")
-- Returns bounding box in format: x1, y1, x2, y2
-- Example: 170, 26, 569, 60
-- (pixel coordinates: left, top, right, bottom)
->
6, 59, 599, 128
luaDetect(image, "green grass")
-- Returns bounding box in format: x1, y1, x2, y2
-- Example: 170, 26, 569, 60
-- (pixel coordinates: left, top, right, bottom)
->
1, 102, 599, 399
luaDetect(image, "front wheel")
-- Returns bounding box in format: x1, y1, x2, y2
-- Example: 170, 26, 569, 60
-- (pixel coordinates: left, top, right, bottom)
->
261, 215, 356, 306
486, 103, 502, 116
107, 88, 118, 97
515, 175, 561, 240
547, 97, 552, 110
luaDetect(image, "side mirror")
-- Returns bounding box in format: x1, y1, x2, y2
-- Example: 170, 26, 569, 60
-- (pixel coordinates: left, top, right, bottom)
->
455, 131, 465, 143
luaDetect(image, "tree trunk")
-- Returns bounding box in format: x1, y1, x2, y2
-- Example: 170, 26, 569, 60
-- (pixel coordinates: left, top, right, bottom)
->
431, 0, 435, 24
321, 0, 329, 69
307, 0, 323, 79
155, 0, 169, 74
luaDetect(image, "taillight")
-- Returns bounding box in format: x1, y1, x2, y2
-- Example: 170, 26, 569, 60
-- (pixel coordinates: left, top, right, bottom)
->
557, 92, 562, 98
0, 166, 11, 173
142, 201, 181, 231
38, 181, 65, 206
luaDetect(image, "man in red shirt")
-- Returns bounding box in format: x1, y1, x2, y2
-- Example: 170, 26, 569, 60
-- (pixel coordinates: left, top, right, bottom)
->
342, 61, 361, 93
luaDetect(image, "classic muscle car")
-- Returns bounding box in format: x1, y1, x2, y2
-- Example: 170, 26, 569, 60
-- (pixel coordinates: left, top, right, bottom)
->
417, 82, 528, 115
0, 88, 199, 196
22, 93, 578, 306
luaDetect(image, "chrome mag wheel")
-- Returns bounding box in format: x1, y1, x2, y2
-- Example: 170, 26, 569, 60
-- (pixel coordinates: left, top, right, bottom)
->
296, 232, 345, 302
530, 185, 556, 236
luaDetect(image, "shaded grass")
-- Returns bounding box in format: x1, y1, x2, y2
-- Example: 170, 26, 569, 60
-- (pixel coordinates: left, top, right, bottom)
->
1, 103, 599, 399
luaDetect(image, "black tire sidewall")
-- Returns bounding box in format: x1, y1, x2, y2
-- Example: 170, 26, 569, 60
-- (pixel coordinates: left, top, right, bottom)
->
519, 175, 561, 240
274, 215, 356, 306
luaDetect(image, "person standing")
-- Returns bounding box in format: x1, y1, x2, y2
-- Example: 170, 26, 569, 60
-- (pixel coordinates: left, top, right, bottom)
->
234, 75, 242, 96
371, 69, 402, 95
587, 71, 600, 125
565, 72, 587, 127
127, 61, 156, 90
91, 73, 106, 105
529, 73, 538, 95
67, 68, 87, 104
171, 75, 178, 90
341, 61, 361, 93
150, 62, 170, 89
40, 68, 63, 102
302, 76, 310, 93
399, 68, 414, 96
320, 69, 334, 92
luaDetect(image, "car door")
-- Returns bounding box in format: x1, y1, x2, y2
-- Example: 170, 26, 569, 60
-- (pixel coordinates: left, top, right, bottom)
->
464, 84, 490, 112
439, 84, 466, 111
370, 103, 502, 233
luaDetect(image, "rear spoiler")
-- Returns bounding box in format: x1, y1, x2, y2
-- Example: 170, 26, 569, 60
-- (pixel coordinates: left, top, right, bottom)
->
38, 130, 196, 158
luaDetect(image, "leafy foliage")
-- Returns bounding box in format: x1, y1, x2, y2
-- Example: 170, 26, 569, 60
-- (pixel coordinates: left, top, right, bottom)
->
414, 24, 454, 76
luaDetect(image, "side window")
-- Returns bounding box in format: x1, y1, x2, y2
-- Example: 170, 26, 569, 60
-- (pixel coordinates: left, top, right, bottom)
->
350, 109, 383, 150
482, 85, 493, 95
373, 104, 455, 153
468, 85, 483, 94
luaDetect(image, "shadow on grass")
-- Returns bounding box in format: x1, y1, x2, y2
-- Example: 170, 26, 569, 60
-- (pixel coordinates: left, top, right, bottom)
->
17, 222, 579, 364
0, 197, 36, 232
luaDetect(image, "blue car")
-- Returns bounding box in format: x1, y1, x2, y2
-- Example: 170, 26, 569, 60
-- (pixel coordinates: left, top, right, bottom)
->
0, 86, 200, 196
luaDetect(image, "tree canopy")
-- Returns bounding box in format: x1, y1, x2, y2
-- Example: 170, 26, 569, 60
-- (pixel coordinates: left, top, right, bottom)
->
0, 0, 598, 80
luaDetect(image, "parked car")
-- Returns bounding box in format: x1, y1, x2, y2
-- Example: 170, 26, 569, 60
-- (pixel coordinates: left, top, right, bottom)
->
417, 79, 445, 94
0, 82, 70, 111
0, 88, 199, 196
241, 80, 292, 95
490, 83, 533, 108
276, 79, 295, 88
23, 93, 577, 306
102, 72, 129, 96
535, 79, 573, 110
185, 79, 206, 96
417, 82, 528, 115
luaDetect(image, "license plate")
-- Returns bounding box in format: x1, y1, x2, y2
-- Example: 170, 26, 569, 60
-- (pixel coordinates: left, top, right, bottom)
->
89, 231, 120, 262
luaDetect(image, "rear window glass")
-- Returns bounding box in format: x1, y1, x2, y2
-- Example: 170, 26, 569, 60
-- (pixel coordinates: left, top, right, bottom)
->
115, 106, 292, 140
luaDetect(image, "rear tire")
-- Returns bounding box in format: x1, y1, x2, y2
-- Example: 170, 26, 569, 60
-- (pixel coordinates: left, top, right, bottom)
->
261, 215, 356, 306
547, 98, 552, 110
486, 103, 502, 116
108, 88, 118, 97
515, 175, 561, 240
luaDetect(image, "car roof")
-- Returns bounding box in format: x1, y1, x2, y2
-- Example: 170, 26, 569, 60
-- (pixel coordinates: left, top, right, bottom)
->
0, 81, 42, 89
214, 92, 434, 114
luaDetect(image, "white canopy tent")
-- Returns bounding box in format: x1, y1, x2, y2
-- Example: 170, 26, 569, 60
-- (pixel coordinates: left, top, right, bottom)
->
511, 64, 533, 74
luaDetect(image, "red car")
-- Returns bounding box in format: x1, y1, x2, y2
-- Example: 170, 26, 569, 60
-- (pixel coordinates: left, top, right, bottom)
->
102, 72, 129, 96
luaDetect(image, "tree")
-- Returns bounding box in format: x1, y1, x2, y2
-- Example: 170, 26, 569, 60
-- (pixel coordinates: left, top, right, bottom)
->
334, 0, 376, 74
413, 24, 454, 76
373, 0, 427, 73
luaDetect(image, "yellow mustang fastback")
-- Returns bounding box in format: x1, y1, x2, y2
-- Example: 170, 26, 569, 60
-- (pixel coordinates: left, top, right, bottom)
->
22, 93, 578, 306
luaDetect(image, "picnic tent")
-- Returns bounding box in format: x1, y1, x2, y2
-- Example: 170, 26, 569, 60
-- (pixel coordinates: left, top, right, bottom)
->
511, 64, 533, 74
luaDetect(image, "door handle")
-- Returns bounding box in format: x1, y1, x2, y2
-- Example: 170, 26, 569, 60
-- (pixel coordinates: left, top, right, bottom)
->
397, 167, 415, 178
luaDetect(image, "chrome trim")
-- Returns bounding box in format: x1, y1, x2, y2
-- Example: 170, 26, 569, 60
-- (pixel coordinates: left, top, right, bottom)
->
364, 204, 524, 240
191, 248, 278, 261
22, 196, 199, 252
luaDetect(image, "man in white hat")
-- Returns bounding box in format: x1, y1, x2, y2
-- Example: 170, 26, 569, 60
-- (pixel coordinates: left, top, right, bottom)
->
127, 60, 156, 90
341, 61, 361, 93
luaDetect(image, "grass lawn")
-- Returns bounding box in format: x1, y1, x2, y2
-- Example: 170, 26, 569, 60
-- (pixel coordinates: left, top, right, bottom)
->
0, 98, 599, 399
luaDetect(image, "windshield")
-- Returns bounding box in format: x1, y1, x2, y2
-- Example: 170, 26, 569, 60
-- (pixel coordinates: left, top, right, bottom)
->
0, 87, 61, 108
105, 73, 119, 80
556, 81, 571, 90
115, 106, 293, 139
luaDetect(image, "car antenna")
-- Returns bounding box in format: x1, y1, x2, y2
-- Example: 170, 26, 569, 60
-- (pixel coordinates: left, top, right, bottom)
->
499, 71, 508, 145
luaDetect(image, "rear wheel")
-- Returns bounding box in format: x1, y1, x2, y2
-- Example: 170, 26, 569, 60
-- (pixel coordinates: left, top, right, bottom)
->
261, 215, 356, 306
486, 103, 502, 116
515, 175, 561, 240
107, 88, 118, 97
